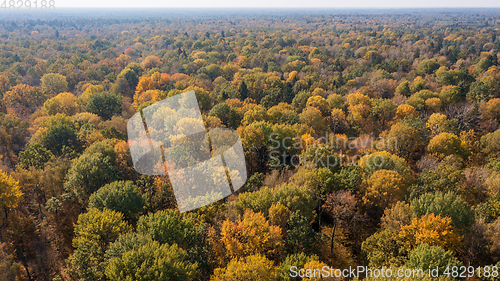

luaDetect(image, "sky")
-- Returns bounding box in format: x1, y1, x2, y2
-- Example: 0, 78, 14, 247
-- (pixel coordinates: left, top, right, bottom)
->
55, 0, 500, 8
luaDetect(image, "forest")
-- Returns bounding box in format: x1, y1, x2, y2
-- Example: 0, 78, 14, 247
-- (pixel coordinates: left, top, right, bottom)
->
0, 8, 500, 280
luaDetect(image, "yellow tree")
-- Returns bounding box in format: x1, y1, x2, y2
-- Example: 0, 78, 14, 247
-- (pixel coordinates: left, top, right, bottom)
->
0, 170, 23, 223
306, 96, 330, 116
398, 213, 462, 252
299, 107, 329, 135
483, 98, 500, 121
42, 92, 81, 116
211, 254, 280, 281
396, 104, 418, 121
134, 76, 155, 96
78, 84, 104, 107
219, 210, 283, 262
362, 169, 407, 212
346, 92, 372, 131
426, 113, 451, 137
427, 132, 468, 160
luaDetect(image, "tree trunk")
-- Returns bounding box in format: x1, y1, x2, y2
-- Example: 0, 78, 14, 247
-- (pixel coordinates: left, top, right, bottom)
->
330, 221, 337, 256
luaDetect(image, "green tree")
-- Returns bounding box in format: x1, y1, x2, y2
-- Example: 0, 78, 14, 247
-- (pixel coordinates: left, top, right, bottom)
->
86, 92, 122, 120
411, 191, 475, 229
137, 209, 199, 250
41, 123, 80, 156
67, 208, 132, 281
406, 244, 462, 275
382, 122, 422, 160
285, 211, 318, 255
64, 141, 119, 204
17, 143, 53, 170
417, 59, 440, 74
88, 181, 146, 222
370, 98, 396, 132
105, 241, 198, 281
280, 253, 319, 281
361, 229, 407, 267
238, 80, 248, 100
481, 129, 500, 160
41, 73, 68, 95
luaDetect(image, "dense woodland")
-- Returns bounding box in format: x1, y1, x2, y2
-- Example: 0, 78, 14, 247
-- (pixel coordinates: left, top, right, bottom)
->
0, 8, 500, 280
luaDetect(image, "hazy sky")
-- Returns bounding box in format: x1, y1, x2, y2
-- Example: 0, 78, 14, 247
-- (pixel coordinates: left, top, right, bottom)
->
56, 0, 500, 8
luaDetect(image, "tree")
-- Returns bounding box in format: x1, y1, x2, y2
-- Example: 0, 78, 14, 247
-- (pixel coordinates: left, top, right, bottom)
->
137, 209, 199, 250
299, 107, 329, 135
382, 122, 422, 160
209, 103, 239, 128
3, 84, 45, 117
0, 170, 23, 222
88, 181, 146, 222
482, 98, 500, 121
41, 73, 68, 95
41, 123, 80, 156
425, 113, 455, 137
362, 169, 407, 213
417, 59, 440, 74
406, 244, 462, 275
67, 208, 132, 281
238, 121, 271, 173
64, 141, 119, 204
219, 210, 283, 261
211, 254, 280, 281
323, 190, 357, 255
268, 203, 291, 230
327, 94, 345, 110
439, 85, 462, 105
280, 253, 319, 281
140, 55, 162, 70
380, 201, 414, 231
361, 229, 407, 267
292, 91, 312, 112
306, 96, 330, 116
395, 81, 411, 97
238, 80, 248, 100
241, 105, 269, 126
268, 103, 299, 125
481, 129, 500, 160
346, 92, 372, 132
330, 108, 348, 133
427, 132, 467, 160
370, 98, 396, 132
358, 151, 413, 186
105, 241, 197, 281
42, 92, 80, 116
285, 211, 318, 255
411, 191, 475, 229
399, 214, 462, 252
17, 143, 53, 170
86, 92, 122, 120
396, 104, 418, 120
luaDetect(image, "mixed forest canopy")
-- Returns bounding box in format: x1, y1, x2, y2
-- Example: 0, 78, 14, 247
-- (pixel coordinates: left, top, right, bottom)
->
0, 8, 500, 281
